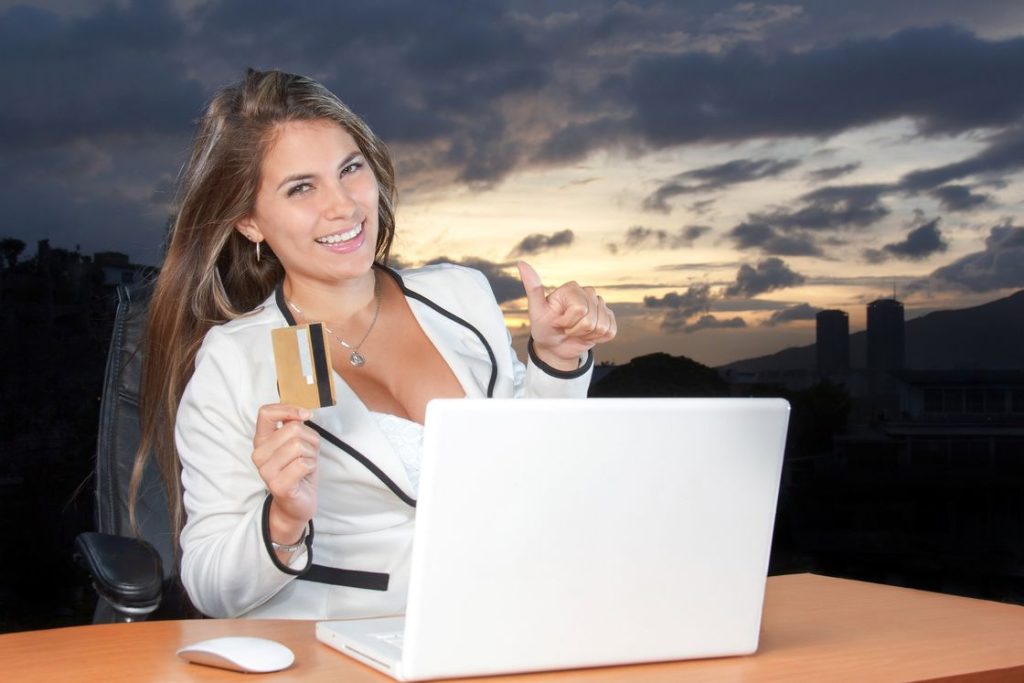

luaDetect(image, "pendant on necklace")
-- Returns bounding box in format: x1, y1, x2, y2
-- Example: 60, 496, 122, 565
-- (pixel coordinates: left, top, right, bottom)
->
349, 351, 366, 367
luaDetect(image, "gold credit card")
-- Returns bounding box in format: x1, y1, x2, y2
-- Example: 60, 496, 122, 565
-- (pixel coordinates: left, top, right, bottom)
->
271, 323, 337, 409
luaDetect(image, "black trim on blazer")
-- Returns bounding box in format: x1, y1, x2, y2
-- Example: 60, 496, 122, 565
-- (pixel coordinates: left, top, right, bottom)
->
299, 565, 390, 591
528, 336, 594, 380
306, 420, 417, 508
262, 496, 390, 591
261, 494, 314, 576
379, 264, 499, 398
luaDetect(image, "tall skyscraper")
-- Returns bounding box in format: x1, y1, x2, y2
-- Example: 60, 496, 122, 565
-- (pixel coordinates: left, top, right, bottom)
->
816, 309, 850, 378
867, 298, 905, 373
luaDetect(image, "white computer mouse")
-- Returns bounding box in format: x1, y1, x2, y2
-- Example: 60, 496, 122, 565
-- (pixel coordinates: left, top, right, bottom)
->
176, 636, 295, 673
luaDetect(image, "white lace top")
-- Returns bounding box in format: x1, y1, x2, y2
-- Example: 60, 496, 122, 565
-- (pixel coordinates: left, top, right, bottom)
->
369, 411, 425, 494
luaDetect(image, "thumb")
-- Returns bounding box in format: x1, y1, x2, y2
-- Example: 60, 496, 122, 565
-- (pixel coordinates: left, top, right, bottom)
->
517, 260, 548, 314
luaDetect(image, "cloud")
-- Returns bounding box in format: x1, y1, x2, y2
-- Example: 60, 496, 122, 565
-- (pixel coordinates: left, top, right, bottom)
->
863, 217, 948, 262
667, 313, 747, 334
642, 283, 712, 320
725, 258, 806, 297
423, 256, 523, 303
612, 224, 711, 252
806, 162, 861, 183
642, 158, 799, 213
0, 2, 203, 151
507, 229, 574, 257
763, 303, 822, 327
587, 26, 1024, 151
726, 223, 823, 256
6, 2, 1024, 271
923, 222, 1024, 292
757, 184, 893, 232
898, 125, 1024, 192
929, 184, 991, 212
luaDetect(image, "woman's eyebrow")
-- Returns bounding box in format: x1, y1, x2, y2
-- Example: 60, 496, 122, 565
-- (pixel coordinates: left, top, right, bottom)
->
275, 152, 363, 191
336, 151, 362, 170
276, 173, 313, 191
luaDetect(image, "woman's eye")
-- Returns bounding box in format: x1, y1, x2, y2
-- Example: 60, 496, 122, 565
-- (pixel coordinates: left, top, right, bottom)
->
287, 182, 312, 197
341, 161, 363, 176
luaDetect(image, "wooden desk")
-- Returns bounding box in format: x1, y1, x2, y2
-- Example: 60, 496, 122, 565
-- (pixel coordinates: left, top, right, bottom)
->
3, 574, 1024, 682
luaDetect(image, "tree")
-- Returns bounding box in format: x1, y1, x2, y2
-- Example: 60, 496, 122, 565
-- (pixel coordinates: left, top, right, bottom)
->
1, 237, 25, 271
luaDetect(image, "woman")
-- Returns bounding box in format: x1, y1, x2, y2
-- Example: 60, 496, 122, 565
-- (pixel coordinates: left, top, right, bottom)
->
134, 69, 616, 620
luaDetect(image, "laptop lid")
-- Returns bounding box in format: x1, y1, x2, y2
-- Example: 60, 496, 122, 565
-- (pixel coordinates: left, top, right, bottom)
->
395, 397, 790, 680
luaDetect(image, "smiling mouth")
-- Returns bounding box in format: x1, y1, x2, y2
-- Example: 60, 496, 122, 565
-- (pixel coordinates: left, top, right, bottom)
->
315, 223, 363, 245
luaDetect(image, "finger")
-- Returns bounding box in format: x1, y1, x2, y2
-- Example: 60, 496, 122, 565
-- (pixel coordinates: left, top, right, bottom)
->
584, 295, 607, 340
255, 404, 311, 442
258, 436, 317, 483
253, 421, 320, 469
516, 261, 550, 316
270, 455, 318, 500
562, 287, 601, 337
547, 282, 589, 329
596, 301, 617, 341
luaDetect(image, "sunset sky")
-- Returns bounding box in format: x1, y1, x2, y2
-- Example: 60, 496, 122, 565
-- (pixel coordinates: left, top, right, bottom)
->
2, 0, 1023, 366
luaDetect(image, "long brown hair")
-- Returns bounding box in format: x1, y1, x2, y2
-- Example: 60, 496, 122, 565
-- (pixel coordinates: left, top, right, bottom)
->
130, 69, 397, 550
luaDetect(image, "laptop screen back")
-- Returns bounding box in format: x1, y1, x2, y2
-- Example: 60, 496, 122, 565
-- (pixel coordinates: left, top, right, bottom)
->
400, 398, 790, 680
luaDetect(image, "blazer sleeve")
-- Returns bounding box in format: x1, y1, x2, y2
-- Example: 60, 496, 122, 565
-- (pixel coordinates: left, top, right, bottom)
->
175, 326, 309, 618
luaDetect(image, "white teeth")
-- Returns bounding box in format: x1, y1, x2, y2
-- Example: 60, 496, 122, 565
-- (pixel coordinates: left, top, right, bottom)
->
316, 223, 362, 245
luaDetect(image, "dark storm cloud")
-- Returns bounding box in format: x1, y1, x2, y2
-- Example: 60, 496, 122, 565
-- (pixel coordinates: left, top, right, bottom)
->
929, 185, 991, 212
756, 184, 893, 232
726, 223, 823, 256
663, 313, 746, 334
725, 258, 806, 297
0, 2, 203, 150
924, 222, 1024, 292
6, 0, 1024, 268
763, 303, 822, 327
806, 163, 861, 183
864, 218, 948, 263
584, 26, 1024, 152
188, 0, 557, 189
898, 126, 1024, 192
643, 283, 712, 320
507, 229, 574, 258
642, 158, 799, 213
612, 225, 711, 252
423, 256, 522, 303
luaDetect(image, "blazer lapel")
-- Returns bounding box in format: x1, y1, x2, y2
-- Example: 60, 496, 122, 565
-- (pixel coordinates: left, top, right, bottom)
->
405, 296, 492, 399
310, 375, 416, 503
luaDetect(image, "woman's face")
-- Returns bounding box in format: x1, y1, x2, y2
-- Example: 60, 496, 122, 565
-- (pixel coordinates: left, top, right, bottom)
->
239, 118, 380, 291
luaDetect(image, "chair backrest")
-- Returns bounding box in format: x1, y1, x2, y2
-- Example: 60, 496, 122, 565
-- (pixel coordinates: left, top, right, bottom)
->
94, 281, 175, 581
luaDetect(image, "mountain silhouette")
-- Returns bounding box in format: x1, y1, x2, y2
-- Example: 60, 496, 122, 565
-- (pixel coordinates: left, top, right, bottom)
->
721, 289, 1024, 373
590, 352, 729, 397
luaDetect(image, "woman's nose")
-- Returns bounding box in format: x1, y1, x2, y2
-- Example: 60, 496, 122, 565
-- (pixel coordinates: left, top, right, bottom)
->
323, 182, 356, 220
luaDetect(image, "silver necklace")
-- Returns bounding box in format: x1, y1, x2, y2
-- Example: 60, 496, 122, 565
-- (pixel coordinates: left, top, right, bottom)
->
287, 276, 382, 367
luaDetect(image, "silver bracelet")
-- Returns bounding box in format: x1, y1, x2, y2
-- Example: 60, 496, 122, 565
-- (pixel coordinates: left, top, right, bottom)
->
271, 528, 307, 554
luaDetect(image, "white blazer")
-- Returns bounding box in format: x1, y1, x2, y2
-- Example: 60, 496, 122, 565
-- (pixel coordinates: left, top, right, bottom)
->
176, 263, 593, 619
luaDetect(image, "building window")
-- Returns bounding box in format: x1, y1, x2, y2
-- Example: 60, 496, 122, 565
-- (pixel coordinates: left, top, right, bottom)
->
1013, 388, 1024, 414
965, 388, 985, 414
942, 388, 963, 413
986, 388, 1006, 413
923, 389, 942, 413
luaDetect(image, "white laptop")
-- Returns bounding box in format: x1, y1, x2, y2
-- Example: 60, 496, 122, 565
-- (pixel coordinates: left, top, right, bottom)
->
317, 398, 790, 681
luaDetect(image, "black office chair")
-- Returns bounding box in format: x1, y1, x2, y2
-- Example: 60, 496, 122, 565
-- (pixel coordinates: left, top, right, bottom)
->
74, 282, 194, 622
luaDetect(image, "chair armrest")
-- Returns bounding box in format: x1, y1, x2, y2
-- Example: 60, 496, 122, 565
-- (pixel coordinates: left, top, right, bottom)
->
74, 532, 163, 610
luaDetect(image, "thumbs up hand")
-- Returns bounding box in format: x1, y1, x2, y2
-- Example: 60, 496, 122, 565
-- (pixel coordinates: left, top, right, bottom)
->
517, 261, 617, 372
